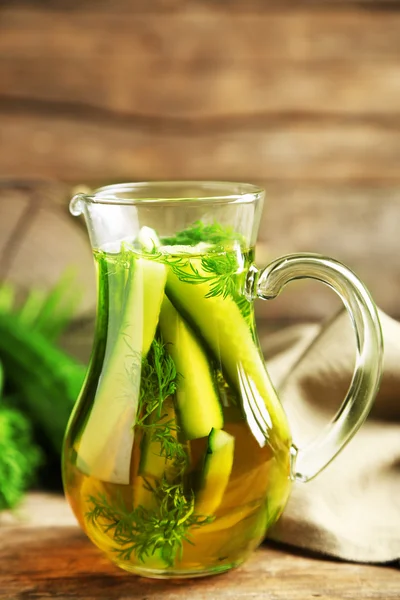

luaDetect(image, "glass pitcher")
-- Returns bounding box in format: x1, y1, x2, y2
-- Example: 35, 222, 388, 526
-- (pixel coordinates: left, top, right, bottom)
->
63, 181, 383, 579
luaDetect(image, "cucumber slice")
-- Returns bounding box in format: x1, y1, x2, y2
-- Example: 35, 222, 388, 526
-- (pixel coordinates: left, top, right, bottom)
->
76, 255, 167, 484
159, 296, 223, 439
165, 259, 290, 444
195, 428, 234, 515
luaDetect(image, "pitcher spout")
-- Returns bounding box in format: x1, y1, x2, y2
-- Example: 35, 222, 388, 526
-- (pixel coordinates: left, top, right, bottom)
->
70, 193, 86, 216
69, 187, 140, 251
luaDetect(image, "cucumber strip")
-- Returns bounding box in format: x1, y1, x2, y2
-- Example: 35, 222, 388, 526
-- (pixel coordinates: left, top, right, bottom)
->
101, 258, 127, 365
195, 428, 234, 515
165, 260, 290, 443
159, 296, 223, 440
76, 255, 167, 484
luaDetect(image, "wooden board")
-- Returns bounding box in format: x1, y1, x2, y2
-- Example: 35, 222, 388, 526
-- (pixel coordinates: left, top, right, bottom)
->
3, 113, 400, 181
0, 493, 399, 600
1, 8, 400, 118
2, 0, 400, 12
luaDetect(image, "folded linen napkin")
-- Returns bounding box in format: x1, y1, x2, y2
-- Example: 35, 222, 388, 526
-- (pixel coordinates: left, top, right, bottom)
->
261, 309, 400, 563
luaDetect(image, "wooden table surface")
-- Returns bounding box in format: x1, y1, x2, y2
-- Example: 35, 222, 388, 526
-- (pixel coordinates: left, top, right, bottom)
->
1, 494, 399, 600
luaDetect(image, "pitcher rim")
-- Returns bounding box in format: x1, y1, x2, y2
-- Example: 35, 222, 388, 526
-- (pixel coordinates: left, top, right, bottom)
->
71, 181, 264, 209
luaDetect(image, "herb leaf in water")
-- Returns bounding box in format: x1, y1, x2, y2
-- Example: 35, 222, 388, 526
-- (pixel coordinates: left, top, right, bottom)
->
162, 251, 252, 322
162, 220, 244, 247
87, 485, 212, 566
136, 337, 178, 424
163, 221, 252, 319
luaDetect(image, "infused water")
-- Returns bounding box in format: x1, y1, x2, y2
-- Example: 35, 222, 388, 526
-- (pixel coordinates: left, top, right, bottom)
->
63, 226, 292, 577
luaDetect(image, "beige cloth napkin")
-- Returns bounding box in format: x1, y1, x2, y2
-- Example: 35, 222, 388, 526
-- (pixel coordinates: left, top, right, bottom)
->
260, 309, 400, 563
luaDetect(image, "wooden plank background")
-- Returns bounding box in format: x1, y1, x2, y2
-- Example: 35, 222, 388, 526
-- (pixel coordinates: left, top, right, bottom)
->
0, 0, 399, 322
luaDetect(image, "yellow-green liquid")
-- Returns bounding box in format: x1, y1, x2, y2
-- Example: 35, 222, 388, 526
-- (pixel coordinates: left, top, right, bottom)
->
63, 244, 292, 577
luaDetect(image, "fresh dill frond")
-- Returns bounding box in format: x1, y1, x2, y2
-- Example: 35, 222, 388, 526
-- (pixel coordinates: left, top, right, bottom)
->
0, 404, 42, 510
162, 220, 244, 247
160, 252, 241, 300
200, 252, 242, 300
151, 418, 187, 465
136, 337, 178, 425
161, 250, 252, 323
136, 335, 188, 475
86, 478, 213, 566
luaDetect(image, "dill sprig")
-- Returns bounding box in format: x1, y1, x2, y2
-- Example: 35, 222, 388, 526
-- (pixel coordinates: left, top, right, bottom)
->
160, 220, 246, 300
151, 418, 187, 466
201, 252, 243, 299
136, 336, 188, 476
161, 252, 239, 300
0, 404, 42, 510
164, 221, 252, 319
162, 220, 244, 247
136, 338, 178, 425
161, 251, 252, 321
86, 482, 212, 566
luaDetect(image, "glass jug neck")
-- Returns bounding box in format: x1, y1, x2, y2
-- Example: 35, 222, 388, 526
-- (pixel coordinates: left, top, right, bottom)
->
71, 181, 264, 209
70, 181, 265, 252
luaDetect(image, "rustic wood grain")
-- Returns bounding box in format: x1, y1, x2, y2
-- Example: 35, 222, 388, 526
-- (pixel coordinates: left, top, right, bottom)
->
0, 494, 399, 600
1, 9, 400, 119
2, 0, 400, 12
0, 182, 96, 315
3, 112, 400, 182
6, 7, 400, 64
3, 61, 400, 121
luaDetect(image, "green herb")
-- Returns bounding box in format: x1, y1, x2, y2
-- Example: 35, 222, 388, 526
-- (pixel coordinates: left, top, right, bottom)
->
20, 269, 83, 343
161, 252, 252, 322
0, 404, 42, 510
136, 337, 178, 425
140, 247, 250, 317
0, 269, 82, 343
136, 336, 186, 476
161, 251, 239, 300
0, 283, 15, 313
0, 275, 84, 509
150, 418, 187, 465
87, 484, 211, 566
162, 220, 243, 247
0, 275, 85, 457
0, 360, 42, 510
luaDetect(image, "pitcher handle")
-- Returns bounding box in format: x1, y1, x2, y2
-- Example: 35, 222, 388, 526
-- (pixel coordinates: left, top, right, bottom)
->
255, 253, 383, 482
